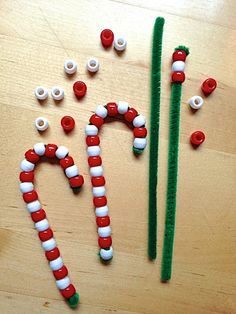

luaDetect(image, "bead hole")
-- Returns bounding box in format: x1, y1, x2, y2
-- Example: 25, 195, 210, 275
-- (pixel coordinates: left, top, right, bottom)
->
194, 99, 200, 105
38, 88, 44, 95
38, 120, 44, 126
118, 39, 124, 45
64, 119, 71, 126
54, 89, 60, 95
90, 60, 96, 67
67, 63, 73, 69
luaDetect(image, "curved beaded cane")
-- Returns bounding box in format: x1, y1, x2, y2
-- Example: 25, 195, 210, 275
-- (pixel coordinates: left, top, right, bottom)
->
19, 143, 84, 308
85, 102, 148, 261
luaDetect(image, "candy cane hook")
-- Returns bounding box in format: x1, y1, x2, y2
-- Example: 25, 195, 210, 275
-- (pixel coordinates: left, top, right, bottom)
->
19, 143, 84, 308
85, 101, 148, 261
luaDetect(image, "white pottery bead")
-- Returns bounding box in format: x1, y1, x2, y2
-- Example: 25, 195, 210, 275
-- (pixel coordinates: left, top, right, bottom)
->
33, 143, 46, 156
86, 57, 99, 73
51, 86, 64, 101
26, 200, 41, 213
35, 117, 49, 132
35, 219, 49, 232
98, 226, 111, 237
20, 182, 34, 193
95, 105, 107, 118
56, 276, 71, 290
92, 186, 106, 197
133, 115, 146, 127
118, 101, 129, 114
65, 165, 79, 178
42, 238, 56, 251
64, 60, 77, 75
95, 206, 109, 217
20, 159, 35, 172
114, 36, 127, 51
100, 246, 113, 260
172, 61, 185, 72
133, 138, 147, 149
188, 95, 204, 110
85, 124, 98, 136
34, 86, 48, 100
50, 257, 63, 271
87, 146, 101, 156
90, 166, 103, 177
55, 146, 69, 159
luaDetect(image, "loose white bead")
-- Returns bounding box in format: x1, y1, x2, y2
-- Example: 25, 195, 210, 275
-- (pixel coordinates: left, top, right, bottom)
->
95, 205, 109, 217
118, 101, 129, 114
35, 219, 49, 232
55, 146, 69, 159
133, 115, 146, 127
35, 117, 49, 132
51, 86, 64, 101
65, 165, 79, 178
85, 124, 98, 136
64, 60, 77, 75
42, 238, 56, 251
87, 146, 101, 156
19, 182, 34, 193
172, 61, 185, 72
100, 246, 113, 261
56, 276, 71, 290
188, 95, 204, 110
114, 36, 127, 51
98, 226, 111, 237
95, 105, 107, 118
86, 57, 99, 73
34, 86, 48, 101
92, 186, 106, 197
20, 159, 35, 172
90, 166, 103, 177
33, 143, 46, 156
26, 200, 41, 213
50, 257, 63, 271
133, 138, 147, 149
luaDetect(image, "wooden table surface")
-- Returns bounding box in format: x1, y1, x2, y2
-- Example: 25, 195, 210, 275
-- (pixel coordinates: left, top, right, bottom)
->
0, 0, 236, 313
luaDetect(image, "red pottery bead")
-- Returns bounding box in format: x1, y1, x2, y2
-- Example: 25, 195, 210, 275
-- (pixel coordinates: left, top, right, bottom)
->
124, 108, 138, 123
86, 135, 100, 146
19, 171, 34, 182
133, 127, 147, 138
88, 156, 102, 167
53, 265, 68, 280
60, 284, 76, 299
61, 116, 75, 133
96, 216, 110, 227
31, 209, 46, 222
69, 175, 84, 188
93, 196, 107, 207
60, 156, 74, 170
91, 176, 105, 187
23, 190, 38, 203
201, 78, 217, 95
106, 103, 118, 117
45, 144, 58, 158
38, 228, 53, 242
25, 149, 40, 164
73, 81, 87, 99
100, 29, 114, 48
172, 71, 185, 83
172, 50, 187, 62
89, 114, 104, 128
190, 131, 205, 146
98, 236, 112, 248
45, 247, 60, 261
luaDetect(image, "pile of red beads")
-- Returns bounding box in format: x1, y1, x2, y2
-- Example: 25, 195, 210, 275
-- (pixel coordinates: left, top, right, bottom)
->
171, 48, 187, 83
85, 101, 147, 261
19, 143, 84, 308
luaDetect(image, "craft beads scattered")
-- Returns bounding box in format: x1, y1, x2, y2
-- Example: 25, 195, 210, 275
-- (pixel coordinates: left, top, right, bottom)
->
73, 81, 87, 99
100, 29, 114, 48
86, 57, 99, 73
51, 86, 64, 101
64, 60, 77, 75
35, 117, 49, 132
201, 78, 217, 95
34, 86, 48, 100
190, 131, 205, 146
188, 95, 204, 110
114, 36, 127, 51
61, 116, 75, 133
19, 144, 84, 308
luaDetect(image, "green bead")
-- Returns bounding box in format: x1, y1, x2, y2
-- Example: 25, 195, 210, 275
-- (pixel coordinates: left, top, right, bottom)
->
133, 147, 144, 155
72, 187, 81, 194
66, 292, 79, 308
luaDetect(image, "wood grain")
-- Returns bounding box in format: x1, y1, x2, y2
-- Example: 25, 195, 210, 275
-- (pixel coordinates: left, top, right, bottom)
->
0, 0, 235, 313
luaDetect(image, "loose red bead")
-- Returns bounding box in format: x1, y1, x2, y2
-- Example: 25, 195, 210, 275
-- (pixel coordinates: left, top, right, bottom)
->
61, 116, 75, 133
172, 71, 185, 83
38, 228, 53, 242
73, 81, 87, 99
201, 78, 217, 95
93, 196, 107, 207
100, 29, 114, 48
96, 216, 110, 227
45, 247, 60, 261
25, 149, 40, 164
60, 284, 76, 299
98, 236, 112, 248
89, 114, 104, 128
23, 190, 38, 203
124, 108, 138, 123
60, 156, 74, 170
88, 156, 102, 167
133, 127, 147, 138
86, 135, 100, 146
106, 103, 118, 117
31, 209, 46, 222
190, 131, 205, 146
20, 171, 34, 182
69, 175, 84, 188
172, 50, 187, 62
91, 176, 105, 187
45, 144, 58, 158
53, 265, 68, 280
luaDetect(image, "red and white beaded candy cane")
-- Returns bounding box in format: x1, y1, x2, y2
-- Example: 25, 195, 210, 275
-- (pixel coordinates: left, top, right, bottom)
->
19, 143, 84, 308
85, 101, 148, 261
